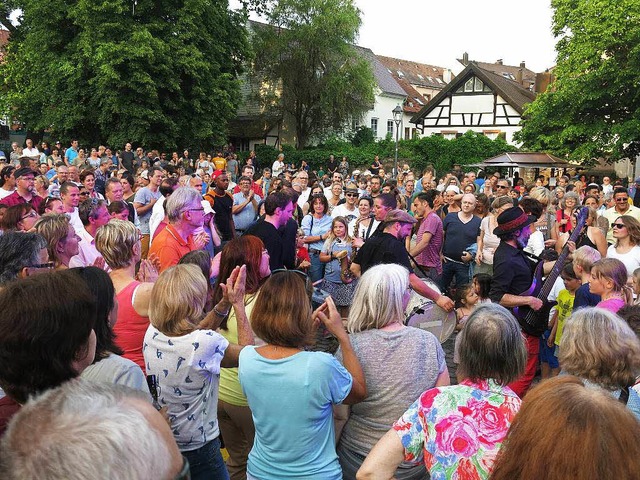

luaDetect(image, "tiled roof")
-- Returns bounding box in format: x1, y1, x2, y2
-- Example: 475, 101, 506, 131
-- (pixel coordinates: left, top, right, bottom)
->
457, 57, 537, 86
377, 55, 447, 89
411, 62, 536, 123
353, 46, 406, 97
394, 77, 428, 113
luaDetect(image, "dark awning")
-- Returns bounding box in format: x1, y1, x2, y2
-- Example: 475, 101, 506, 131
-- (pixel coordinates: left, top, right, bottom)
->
468, 152, 575, 168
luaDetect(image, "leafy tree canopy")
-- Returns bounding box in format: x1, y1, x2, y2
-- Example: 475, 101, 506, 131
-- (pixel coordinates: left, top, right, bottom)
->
515, 0, 640, 164
250, 0, 376, 149
0, 0, 250, 150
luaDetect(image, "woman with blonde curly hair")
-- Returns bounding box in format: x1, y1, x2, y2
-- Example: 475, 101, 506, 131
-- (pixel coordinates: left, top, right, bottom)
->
559, 307, 640, 420
34, 213, 80, 270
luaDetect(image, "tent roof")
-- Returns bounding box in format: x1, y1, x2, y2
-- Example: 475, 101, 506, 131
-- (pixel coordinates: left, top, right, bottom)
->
469, 152, 573, 168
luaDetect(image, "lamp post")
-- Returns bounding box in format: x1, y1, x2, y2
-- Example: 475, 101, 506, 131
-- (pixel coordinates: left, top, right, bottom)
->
392, 104, 403, 178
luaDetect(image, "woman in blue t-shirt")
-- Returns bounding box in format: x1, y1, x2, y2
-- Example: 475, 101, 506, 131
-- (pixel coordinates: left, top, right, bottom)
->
238, 271, 366, 480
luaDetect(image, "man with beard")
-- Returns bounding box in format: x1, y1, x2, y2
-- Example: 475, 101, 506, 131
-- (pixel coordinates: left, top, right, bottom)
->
489, 206, 544, 397
0, 167, 43, 211
351, 209, 454, 312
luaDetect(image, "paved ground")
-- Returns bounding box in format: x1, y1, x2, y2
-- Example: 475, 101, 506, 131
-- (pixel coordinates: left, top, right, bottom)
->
442, 332, 459, 385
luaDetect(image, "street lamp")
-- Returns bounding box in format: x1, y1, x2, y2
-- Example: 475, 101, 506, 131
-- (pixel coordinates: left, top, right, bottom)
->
392, 104, 403, 178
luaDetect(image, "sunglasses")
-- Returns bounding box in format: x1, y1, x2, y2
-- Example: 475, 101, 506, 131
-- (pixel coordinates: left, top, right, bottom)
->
612, 223, 626, 229
271, 268, 308, 280
496, 185, 508, 189
615, 197, 629, 201
345, 193, 358, 197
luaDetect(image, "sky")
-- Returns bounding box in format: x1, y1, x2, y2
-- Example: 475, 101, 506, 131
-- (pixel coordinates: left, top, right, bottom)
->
232, 0, 558, 74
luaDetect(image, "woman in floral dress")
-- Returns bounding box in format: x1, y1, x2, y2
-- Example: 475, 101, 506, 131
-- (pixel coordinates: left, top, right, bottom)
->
357, 303, 526, 480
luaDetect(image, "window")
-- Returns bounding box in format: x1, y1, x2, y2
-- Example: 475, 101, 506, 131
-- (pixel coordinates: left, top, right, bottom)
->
371, 118, 378, 136
352, 119, 360, 130
464, 78, 475, 92
397, 70, 404, 77
458, 76, 491, 93
387, 120, 394, 136
404, 127, 411, 140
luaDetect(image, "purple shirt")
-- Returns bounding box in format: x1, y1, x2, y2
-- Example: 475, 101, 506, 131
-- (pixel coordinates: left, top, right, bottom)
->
596, 297, 625, 314
415, 211, 443, 274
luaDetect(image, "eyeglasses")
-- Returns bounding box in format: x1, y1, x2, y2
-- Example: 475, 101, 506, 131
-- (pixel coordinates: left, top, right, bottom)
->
345, 193, 358, 197
79, 191, 89, 196
185, 207, 205, 213
615, 197, 629, 202
612, 223, 626, 229
496, 185, 508, 189
28, 261, 54, 270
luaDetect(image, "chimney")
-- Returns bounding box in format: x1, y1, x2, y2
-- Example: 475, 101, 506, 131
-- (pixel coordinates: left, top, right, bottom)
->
462, 52, 469, 65
443, 69, 452, 83
520, 61, 526, 69
496, 59, 503, 65
516, 68, 523, 85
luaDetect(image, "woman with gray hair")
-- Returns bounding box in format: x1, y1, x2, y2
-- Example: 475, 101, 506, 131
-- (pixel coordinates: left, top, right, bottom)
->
335, 264, 449, 480
555, 190, 580, 236
559, 307, 640, 420
357, 303, 526, 480
475, 195, 513, 275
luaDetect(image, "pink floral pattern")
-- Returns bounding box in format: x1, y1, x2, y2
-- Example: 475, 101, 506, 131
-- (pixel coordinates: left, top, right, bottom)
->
393, 379, 521, 480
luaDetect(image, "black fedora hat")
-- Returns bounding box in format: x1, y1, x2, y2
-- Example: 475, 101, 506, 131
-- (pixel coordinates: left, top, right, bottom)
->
493, 206, 536, 236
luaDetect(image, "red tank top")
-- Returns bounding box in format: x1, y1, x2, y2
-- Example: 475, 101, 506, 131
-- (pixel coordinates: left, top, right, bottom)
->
114, 281, 149, 373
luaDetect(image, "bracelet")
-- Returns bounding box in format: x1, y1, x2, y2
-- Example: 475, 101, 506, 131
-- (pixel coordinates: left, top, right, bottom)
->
213, 305, 231, 317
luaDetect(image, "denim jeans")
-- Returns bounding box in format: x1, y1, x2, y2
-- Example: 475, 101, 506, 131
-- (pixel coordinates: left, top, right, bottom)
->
308, 251, 325, 283
182, 437, 229, 480
440, 260, 471, 295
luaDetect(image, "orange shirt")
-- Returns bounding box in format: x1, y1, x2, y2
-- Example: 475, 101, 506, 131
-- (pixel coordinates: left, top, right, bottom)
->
149, 224, 195, 272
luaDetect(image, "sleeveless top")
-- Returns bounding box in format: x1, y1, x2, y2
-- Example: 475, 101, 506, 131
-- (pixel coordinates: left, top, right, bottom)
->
114, 281, 149, 373
576, 228, 597, 250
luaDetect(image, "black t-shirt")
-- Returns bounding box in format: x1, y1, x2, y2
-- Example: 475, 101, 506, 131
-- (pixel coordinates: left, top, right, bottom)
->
326, 159, 338, 174
121, 151, 135, 172
245, 219, 286, 270
442, 213, 481, 261
489, 242, 535, 303
208, 192, 234, 241
353, 231, 412, 274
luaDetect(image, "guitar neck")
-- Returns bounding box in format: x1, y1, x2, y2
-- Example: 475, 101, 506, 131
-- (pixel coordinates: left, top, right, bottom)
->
537, 208, 588, 300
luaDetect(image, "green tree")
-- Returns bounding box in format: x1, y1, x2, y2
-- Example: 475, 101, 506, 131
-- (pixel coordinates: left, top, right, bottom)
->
0, 0, 249, 149
250, 0, 376, 149
515, 0, 640, 163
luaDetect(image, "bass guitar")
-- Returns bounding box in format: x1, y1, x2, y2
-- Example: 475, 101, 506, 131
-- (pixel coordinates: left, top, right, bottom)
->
513, 207, 588, 336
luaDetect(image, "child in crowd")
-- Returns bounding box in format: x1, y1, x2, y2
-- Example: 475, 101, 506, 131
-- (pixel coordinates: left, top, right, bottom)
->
453, 283, 479, 364
632, 267, 640, 305
572, 245, 602, 311
320, 216, 356, 319
472, 273, 492, 303
544, 263, 581, 378
590, 258, 633, 313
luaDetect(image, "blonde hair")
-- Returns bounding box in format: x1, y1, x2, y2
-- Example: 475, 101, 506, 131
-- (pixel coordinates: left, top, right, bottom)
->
573, 245, 601, 272
325, 216, 352, 245
94, 219, 138, 269
559, 308, 640, 390
591, 258, 633, 304
33, 214, 71, 266
529, 186, 551, 206
633, 268, 640, 295
347, 264, 409, 332
148, 265, 207, 336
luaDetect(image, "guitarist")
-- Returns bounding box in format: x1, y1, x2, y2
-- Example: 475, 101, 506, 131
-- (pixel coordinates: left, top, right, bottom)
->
489, 206, 543, 397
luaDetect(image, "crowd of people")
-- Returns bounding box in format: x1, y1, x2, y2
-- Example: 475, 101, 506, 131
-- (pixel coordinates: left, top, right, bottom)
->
0, 140, 640, 479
